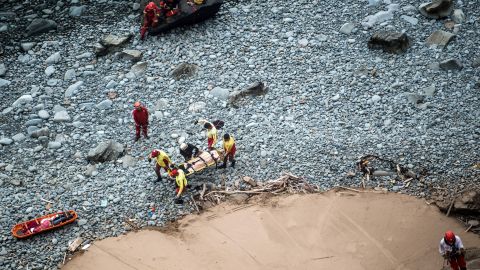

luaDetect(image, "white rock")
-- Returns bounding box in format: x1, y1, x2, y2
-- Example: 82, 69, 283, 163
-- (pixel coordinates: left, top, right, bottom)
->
38, 110, 50, 119
331, 94, 340, 101
0, 138, 13, 145
21, 42, 36, 51
53, 110, 71, 122
45, 65, 56, 76
48, 141, 62, 149
96, 99, 113, 110
65, 81, 84, 98
339, 23, 355, 34
368, 0, 381, 6
318, 34, 328, 42
283, 18, 294, 23
131, 62, 147, 77
0, 78, 10, 88
362, 10, 394, 28
171, 133, 179, 139
298, 38, 309, 47
401, 15, 418, 25
452, 9, 465, 24
210, 87, 230, 100
12, 95, 33, 107
69, 5, 86, 17
45, 52, 61, 64
133, 3, 140, 10
12, 133, 26, 142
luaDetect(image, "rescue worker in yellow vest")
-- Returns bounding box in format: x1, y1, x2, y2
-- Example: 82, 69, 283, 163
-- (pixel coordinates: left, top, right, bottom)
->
169, 168, 187, 203
219, 133, 236, 168
148, 149, 173, 182
196, 119, 217, 150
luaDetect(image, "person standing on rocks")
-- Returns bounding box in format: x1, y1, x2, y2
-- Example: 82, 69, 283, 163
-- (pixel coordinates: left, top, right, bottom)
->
180, 143, 200, 161
196, 119, 218, 150
219, 133, 236, 168
169, 168, 187, 204
140, 2, 161, 40
132, 101, 149, 142
439, 230, 467, 270
148, 149, 173, 182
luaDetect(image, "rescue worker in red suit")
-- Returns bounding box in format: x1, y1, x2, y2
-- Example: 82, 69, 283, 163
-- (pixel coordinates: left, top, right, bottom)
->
132, 101, 149, 141
140, 2, 161, 40
439, 230, 467, 270
159, 0, 180, 17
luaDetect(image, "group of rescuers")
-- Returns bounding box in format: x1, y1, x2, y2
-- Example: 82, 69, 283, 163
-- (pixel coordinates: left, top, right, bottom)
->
140, 0, 205, 40
132, 101, 236, 203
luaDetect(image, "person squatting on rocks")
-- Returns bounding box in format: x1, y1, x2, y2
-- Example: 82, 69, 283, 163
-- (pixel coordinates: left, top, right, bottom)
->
140, 2, 161, 40
439, 230, 467, 270
219, 133, 236, 168
180, 143, 200, 161
196, 119, 218, 150
132, 101, 149, 141
159, 0, 180, 17
148, 149, 173, 182
169, 168, 187, 204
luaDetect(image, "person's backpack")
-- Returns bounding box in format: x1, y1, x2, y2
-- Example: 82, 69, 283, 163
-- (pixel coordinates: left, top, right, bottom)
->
212, 120, 224, 129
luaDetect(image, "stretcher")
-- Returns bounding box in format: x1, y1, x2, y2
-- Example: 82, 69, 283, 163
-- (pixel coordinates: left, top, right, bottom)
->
178, 149, 224, 176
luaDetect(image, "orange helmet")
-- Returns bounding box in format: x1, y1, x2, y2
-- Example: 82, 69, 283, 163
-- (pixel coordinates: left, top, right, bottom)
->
444, 231, 456, 245
150, 149, 159, 158
134, 101, 141, 108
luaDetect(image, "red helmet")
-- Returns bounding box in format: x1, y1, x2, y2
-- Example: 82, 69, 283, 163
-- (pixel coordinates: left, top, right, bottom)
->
444, 231, 456, 245
170, 169, 178, 176
150, 150, 159, 158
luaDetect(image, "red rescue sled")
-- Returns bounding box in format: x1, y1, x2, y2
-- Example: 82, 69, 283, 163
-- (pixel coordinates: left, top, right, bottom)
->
11, 210, 78, 239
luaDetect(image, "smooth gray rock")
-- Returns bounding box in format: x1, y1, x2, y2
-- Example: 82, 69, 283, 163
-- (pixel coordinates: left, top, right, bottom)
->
105, 80, 117, 89
12, 95, 33, 107
25, 119, 43, 126
0, 78, 10, 88
87, 140, 125, 163
45, 52, 61, 64
30, 127, 49, 138
130, 62, 147, 77
121, 49, 142, 62
339, 23, 355, 35
12, 133, 26, 142
53, 111, 71, 122
96, 34, 132, 56
20, 42, 36, 51
38, 110, 50, 119
65, 81, 83, 98
439, 59, 463, 71
26, 19, 57, 36
400, 15, 418, 25
45, 66, 56, 77
0, 63, 5, 76
0, 138, 13, 145
96, 99, 113, 110
473, 58, 480, 68
48, 141, 61, 149
70, 6, 86, 17
64, 69, 76, 81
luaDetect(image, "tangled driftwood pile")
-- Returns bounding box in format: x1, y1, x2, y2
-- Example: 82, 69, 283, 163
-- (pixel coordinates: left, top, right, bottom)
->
191, 173, 318, 211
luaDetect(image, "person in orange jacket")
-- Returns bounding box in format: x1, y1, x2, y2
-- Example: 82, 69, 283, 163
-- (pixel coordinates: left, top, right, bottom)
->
219, 133, 236, 168
148, 149, 173, 182
140, 2, 161, 40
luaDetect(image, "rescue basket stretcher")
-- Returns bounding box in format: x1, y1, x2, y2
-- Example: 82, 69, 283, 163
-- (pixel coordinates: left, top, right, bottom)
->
178, 149, 224, 176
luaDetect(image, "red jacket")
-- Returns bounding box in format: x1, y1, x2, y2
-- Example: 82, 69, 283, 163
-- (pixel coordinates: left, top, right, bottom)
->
132, 107, 149, 125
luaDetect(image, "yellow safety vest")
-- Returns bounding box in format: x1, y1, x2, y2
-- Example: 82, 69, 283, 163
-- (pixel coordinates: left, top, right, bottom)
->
149, 150, 171, 168
223, 136, 235, 153
207, 125, 218, 146
175, 170, 188, 195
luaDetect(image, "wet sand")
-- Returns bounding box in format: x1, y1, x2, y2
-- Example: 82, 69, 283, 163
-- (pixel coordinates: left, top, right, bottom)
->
63, 191, 480, 270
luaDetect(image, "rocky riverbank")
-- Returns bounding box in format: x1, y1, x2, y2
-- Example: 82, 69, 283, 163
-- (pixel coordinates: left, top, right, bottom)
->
0, 0, 479, 268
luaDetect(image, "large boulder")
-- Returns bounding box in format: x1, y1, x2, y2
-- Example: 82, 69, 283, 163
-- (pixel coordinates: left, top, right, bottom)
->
368, 31, 410, 54
426, 30, 455, 48
26, 19, 57, 36
419, 0, 453, 19
228, 82, 268, 107
87, 140, 125, 163
95, 34, 133, 56
149, 0, 223, 35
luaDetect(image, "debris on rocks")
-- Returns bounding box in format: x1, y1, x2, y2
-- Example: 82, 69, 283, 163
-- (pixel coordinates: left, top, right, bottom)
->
228, 82, 268, 107
367, 31, 410, 54
418, 0, 453, 19
426, 30, 455, 48
86, 140, 125, 163
171, 63, 198, 80
68, 237, 83, 252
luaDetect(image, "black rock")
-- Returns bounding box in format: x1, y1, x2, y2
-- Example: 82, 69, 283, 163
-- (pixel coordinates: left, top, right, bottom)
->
26, 19, 57, 37
419, 0, 453, 19
367, 31, 410, 54
149, 0, 223, 35
439, 59, 463, 71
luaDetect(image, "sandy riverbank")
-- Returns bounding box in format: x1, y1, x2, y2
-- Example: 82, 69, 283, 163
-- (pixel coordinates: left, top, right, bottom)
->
63, 190, 480, 270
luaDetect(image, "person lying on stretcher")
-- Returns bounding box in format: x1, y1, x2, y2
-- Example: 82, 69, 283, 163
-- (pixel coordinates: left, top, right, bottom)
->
179, 143, 200, 161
